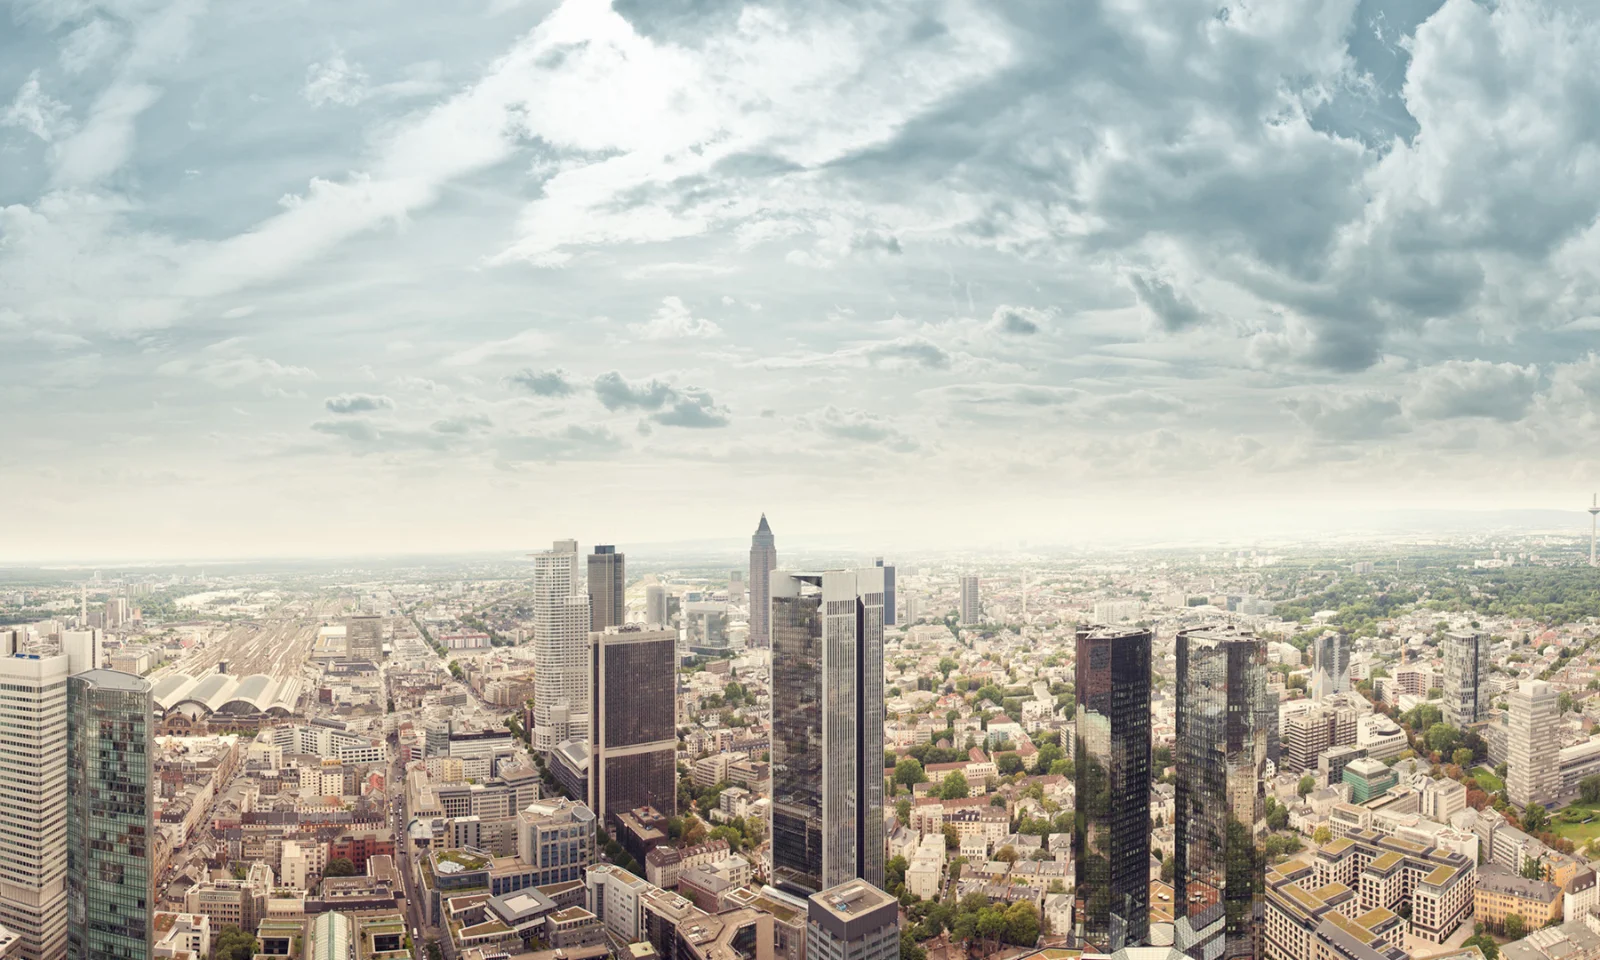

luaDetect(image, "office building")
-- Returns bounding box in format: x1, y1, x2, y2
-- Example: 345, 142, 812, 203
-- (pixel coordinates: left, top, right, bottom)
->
728, 571, 745, 603
1343, 757, 1398, 803
1311, 632, 1351, 701
1442, 631, 1491, 729
0, 633, 69, 960
645, 585, 668, 628
1283, 704, 1359, 774
67, 669, 155, 960
807, 880, 900, 960
516, 798, 597, 886
532, 540, 593, 752
1074, 625, 1152, 952
748, 515, 778, 648
588, 546, 626, 633
1173, 627, 1267, 959
874, 558, 896, 627
345, 615, 383, 662
959, 575, 980, 626
590, 625, 677, 826
770, 568, 885, 896
685, 603, 731, 655
1508, 679, 1561, 808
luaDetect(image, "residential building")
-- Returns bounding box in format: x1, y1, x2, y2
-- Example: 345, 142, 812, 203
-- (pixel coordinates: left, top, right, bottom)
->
590, 625, 677, 826
770, 569, 885, 896
749, 515, 778, 648
1476, 864, 1562, 930
959, 576, 981, 626
1509, 680, 1561, 809
1443, 631, 1491, 729
67, 669, 155, 960
588, 546, 625, 633
532, 540, 593, 752
807, 881, 899, 960
1074, 625, 1152, 952
1312, 633, 1352, 701
0, 637, 69, 960
1173, 627, 1267, 959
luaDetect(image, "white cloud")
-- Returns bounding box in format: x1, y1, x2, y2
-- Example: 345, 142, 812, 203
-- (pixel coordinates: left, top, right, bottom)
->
629, 297, 721, 340
156, 339, 315, 388
303, 52, 371, 107
2, 71, 75, 142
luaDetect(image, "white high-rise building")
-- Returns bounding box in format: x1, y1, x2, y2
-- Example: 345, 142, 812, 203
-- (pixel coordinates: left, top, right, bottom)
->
0, 631, 70, 960
1311, 632, 1351, 701
1442, 631, 1491, 729
645, 584, 668, 628
532, 540, 592, 753
958, 575, 981, 626
1508, 679, 1561, 809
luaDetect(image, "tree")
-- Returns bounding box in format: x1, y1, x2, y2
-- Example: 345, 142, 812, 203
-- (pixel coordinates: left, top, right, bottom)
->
1002, 901, 1040, 946
1298, 775, 1315, 797
900, 928, 927, 960
1504, 914, 1527, 940
995, 845, 1019, 864
943, 824, 960, 850
1560, 691, 1576, 716
1160, 855, 1174, 882
896, 797, 912, 823
886, 855, 909, 891
1425, 723, 1461, 756
895, 757, 928, 789
940, 771, 970, 800
1520, 855, 1544, 880
997, 754, 1025, 776
1581, 775, 1600, 805
323, 857, 357, 878
1463, 934, 1499, 960
1523, 803, 1549, 834
939, 657, 959, 679
214, 927, 259, 960
1453, 748, 1475, 768
1496, 762, 1509, 781
1313, 826, 1332, 845
1268, 805, 1290, 832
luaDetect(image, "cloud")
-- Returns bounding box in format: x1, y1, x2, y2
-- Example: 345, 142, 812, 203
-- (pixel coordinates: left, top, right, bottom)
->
324, 393, 395, 414
1408, 360, 1541, 422
1128, 274, 1207, 333
443, 330, 550, 367
652, 388, 731, 428
866, 337, 951, 370
431, 414, 493, 434
508, 369, 575, 396
593, 371, 677, 411
157, 340, 315, 389
496, 425, 626, 463
1283, 391, 1406, 442
989, 306, 1043, 336
812, 406, 919, 452
2, 71, 75, 142
629, 296, 722, 340
303, 52, 371, 107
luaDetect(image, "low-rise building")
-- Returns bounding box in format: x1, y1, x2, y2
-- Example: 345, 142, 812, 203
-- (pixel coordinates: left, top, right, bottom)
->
1477, 864, 1562, 932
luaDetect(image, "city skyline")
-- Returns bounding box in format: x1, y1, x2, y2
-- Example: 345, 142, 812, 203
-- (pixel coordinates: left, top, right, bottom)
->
5, 1, 1600, 560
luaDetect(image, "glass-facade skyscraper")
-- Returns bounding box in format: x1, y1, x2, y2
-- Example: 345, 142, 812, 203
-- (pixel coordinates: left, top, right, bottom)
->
587, 545, 625, 633
769, 568, 885, 897
1074, 625, 1151, 953
589, 624, 678, 826
1174, 627, 1267, 960
67, 668, 154, 960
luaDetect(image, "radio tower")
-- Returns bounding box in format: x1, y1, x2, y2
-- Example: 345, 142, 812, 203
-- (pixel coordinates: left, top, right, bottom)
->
1590, 494, 1600, 567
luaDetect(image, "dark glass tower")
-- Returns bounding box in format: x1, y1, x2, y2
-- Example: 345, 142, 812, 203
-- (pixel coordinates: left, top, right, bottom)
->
748, 516, 777, 648
770, 568, 884, 896
589, 625, 677, 826
587, 545, 625, 632
874, 557, 896, 626
1074, 625, 1151, 953
1174, 627, 1268, 960
67, 669, 154, 960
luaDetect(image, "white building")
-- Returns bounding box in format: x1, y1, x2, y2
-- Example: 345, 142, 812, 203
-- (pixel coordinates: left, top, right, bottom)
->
532, 540, 593, 751
0, 634, 69, 960
959, 576, 981, 626
1508, 679, 1561, 808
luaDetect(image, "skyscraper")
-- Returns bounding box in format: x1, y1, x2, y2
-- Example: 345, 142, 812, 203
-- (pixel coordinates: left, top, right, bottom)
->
874, 558, 896, 627
645, 584, 668, 628
1508, 679, 1560, 808
532, 540, 593, 752
345, 614, 383, 662
1310, 632, 1350, 701
588, 546, 626, 632
1173, 627, 1267, 960
67, 669, 154, 960
748, 515, 777, 648
1442, 631, 1491, 729
589, 625, 677, 827
0, 632, 69, 960
806, 880, 901, 960
770, 568, 885, 897
958, 575, 980, 626
1074, 625, 1151, 953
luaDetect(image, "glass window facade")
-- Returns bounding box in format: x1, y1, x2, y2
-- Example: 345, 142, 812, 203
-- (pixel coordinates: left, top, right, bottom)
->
1074, 626, 1151, 953
67, 670, 154, 960
591, 627, 677, 824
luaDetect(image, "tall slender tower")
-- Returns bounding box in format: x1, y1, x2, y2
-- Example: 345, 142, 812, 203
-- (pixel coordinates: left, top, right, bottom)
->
959, 575, 981, 625
0, 632, 70, 960
1589, 494, 1598, 567
1173, 627, 1267, 960
1310, 632, 1351, 701
67, 669, 155, 960
587, 545, 625, 632
769, 568, 885, 896
748, 515, 778, 649
1442, 631, 1490, 730
532, 540, 592, 752
1074, 625, 1152, 953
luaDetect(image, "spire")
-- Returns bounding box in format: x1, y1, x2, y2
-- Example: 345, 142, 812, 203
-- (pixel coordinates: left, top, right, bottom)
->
756, 513, 771, 535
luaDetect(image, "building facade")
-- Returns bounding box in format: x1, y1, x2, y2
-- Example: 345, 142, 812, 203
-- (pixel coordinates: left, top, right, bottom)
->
958, 576, 981, 626
748, 516, 777, 649
770, 569, 885, 896
590, 625, 677, 826
645, 585, 668, 630
67, 669, 155, 960
1311, 633, 1352, 701
1074, 625, 1152, 952
874, 558, 896, 627
344, 615, 384, 662
1442, 632, 1491, 730
1508, 679, 1561, 808
807, 881, 899, 960
1173, 627, 1268, 960
587, 546, 626, 633
0, 637, 70, 960
532, 540, 593, 752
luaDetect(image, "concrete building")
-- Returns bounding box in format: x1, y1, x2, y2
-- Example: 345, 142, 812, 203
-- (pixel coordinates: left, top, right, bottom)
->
588, 546, 625, 633
182, 864, 272, 933
1343, 758, 1398, 803
590, 625, 677, 826
1509, 680, 1562, 809
1443, 631, 1491, 730
807, 881, 899, 960
67, 669, 156, 960
516, 798, 597, 886
1283, 705, 1359, 774
532, 540, 593, 752
748, 515, 778, 649
645, 586, 668, 630
344, 615, 384, 662
1311, 633, 1352, 701
959, 576, 981, 626
1476, 864, 1562, 931
0, 635, 69, 960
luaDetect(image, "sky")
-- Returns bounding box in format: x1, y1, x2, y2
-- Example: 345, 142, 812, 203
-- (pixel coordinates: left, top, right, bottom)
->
3, 0, 1600, 561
